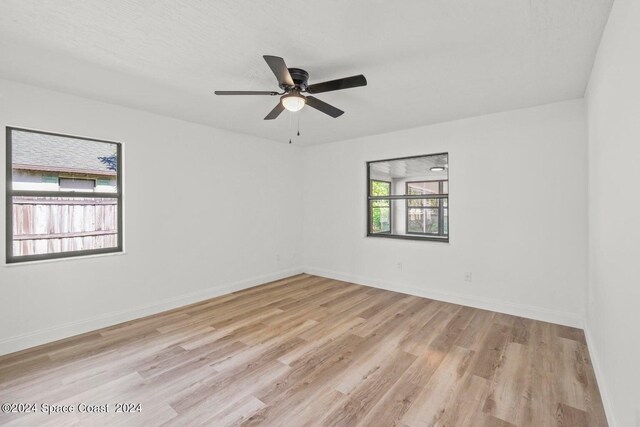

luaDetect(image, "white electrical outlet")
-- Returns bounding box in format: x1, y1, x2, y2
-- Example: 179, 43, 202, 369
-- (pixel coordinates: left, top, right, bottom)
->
276, 253, 281, 261
464, 272, 472, 282
397, 262, 403, 271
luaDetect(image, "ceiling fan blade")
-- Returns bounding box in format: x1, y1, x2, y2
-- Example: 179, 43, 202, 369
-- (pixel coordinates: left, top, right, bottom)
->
263, 55, 294, 87
215, 90, 278, 95
264, 102, 285, 120
307, 74, 367, 94
305, 96, 344, 118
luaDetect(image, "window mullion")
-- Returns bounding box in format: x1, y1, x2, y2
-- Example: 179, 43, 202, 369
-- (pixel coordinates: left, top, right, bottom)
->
368, 194, 447, 200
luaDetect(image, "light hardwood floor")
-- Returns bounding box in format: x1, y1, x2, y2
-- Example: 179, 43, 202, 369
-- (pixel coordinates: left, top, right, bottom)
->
0, 274, 607, 426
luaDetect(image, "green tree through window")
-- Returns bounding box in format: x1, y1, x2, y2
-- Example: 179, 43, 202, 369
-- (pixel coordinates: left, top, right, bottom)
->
370, 180, 391, 233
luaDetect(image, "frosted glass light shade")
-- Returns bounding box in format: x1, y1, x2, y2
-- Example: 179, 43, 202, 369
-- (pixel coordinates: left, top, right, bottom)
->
282, 93, 306, 112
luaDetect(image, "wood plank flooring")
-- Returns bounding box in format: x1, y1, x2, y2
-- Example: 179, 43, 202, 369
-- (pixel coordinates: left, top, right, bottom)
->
0, 274, 607, 426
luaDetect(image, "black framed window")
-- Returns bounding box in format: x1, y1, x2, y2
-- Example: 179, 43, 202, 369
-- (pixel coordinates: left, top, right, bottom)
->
6, 127, 123, 263
367, 153, 448, 242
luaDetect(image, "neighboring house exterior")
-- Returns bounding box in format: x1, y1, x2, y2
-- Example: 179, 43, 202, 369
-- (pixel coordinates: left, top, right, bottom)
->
11, 130, 117, 192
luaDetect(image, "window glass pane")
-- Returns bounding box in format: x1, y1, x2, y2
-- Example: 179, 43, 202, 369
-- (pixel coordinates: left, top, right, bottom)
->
444, 208, 449, 235
372, 199, 390, 208
11, 196, 119, 257
407, 208, 439, 234
11, 130, 118, 193
407, 181, 440, 195
407, 198, 440, 207
369, 154, 447, 183
370, 202, 391, 233
370, 180, 391, 196
59, 178, 96, 192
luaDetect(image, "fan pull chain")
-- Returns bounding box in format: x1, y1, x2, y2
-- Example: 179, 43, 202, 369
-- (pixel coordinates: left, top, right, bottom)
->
289, 111, 293, 144
286, 112, 301, 144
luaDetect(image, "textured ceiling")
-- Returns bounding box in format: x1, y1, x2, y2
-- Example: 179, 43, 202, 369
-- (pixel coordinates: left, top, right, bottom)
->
0, 0, 613, 145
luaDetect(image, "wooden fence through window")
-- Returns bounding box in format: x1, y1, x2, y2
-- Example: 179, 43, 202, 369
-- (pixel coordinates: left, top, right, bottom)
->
11, 196, 118, 256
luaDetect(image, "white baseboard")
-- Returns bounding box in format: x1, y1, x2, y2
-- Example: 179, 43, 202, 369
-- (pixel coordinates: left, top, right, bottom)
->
303, 266, 585, 328
583, 322, 618, 427
0, 267, 304, 356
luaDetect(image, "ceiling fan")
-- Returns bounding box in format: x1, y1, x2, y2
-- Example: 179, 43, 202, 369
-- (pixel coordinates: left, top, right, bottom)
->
215, 55, 367, 120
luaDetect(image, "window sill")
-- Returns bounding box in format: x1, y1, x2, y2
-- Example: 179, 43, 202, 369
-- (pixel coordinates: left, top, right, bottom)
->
4, 251, 127, 267
366, 233, 449, 243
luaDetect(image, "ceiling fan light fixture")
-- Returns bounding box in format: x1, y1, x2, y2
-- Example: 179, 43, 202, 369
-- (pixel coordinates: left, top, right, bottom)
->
281, 92, 306, 112
215, 55, 365, 120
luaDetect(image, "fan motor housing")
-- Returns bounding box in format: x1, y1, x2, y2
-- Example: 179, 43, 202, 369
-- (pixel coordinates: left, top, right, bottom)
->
287, 68, 309, 89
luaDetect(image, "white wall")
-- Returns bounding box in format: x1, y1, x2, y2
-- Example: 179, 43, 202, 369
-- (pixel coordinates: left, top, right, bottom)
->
303, 100, 588, 327
0, 79, 304, 354
586, 0, 640, 425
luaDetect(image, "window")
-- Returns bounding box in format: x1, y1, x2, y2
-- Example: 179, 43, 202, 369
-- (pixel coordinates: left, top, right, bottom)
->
59, 178, 96, 192
6, 127, 123, 263
367, 153, 449, 242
